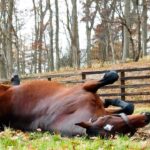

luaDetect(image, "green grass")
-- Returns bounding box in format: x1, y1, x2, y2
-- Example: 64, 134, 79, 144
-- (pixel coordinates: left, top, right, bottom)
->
0, 128, 149, 150
0, 106, 150, 150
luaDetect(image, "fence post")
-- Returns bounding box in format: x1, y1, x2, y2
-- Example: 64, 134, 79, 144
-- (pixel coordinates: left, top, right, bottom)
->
120, 71, 125, 101
48, 77, 51, 81
82, 73, 86, 80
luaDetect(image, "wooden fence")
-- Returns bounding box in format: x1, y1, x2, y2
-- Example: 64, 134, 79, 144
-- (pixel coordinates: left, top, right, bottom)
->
0, 67, 150, 103
40, 67, 150, 103
81, 67, 150, 103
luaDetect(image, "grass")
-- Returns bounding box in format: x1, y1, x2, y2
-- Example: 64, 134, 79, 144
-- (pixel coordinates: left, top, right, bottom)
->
1, 59, 150, 150
1, 105, 150, 150
0, 129, 149, 150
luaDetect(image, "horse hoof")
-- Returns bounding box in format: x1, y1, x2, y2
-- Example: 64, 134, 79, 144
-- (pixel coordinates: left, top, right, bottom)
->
102, 71, 119, 85
123, 103, 134, 115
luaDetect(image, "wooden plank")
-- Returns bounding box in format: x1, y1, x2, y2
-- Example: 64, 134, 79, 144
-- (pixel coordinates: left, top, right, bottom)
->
116, 67, 150, 72
21, 72, 80, 80
46, 73, 80, 78
81, 67, 150, 75
99, 92, 150, 97
101, 84, 150, 89
82, 70, 106, 75
126, 100, 150, 104
11, 67, 150, 81
61, 80, 84, 83
121, 75, 150, 80
61, 80, 150, 89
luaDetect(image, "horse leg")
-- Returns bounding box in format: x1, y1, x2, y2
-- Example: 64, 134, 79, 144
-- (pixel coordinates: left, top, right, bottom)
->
104, 98, 134, 115
83, 71, 119, 93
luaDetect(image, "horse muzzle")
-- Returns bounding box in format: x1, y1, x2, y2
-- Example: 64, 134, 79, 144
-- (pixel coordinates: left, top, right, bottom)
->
141, 112, 150, 124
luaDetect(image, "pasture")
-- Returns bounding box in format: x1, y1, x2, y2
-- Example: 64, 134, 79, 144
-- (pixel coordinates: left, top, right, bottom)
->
0, 61, 150, 150
1, 106, 150, 150
0, 107, 150, 150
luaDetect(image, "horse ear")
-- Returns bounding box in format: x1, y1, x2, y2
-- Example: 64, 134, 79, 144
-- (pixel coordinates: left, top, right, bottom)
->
75, 122, 91, 129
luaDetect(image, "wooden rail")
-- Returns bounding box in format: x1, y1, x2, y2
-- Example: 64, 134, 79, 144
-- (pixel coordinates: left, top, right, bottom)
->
81, 67, 150, 103
0, 67, 150, 103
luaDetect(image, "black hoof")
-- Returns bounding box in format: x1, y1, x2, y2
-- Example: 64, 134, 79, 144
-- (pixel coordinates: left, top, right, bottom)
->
104, 99, 134, 115
123, 103, 134, 115
102, 71, 119, 85
11, 74, 20, 85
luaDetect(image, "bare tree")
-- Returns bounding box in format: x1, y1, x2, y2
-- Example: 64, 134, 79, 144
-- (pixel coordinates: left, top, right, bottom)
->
32, 0, 38, 73
64, 0, 73, 67
47, 0, 54, 71
82, 0, 98, 67
0, 0, 7, 78
0, 0, 15, 78
122, 0, 130, 62
32, 0, 49, 73
55, 0, 60, 70
7, 0, 14, 76
71, 0, 80, 69
141, 0, 148, 56
64, 0, 80, 69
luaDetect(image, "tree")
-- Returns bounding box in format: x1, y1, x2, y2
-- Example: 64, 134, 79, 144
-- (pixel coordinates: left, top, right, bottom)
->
7, 0, 14, 76
32, 0, 49, 73
64, 0, 73, 67
0, 0, 7, 79
83, 0, 98, 67
122, 0, 130, 62
47, 0, 54, 71
64, 0, 80, 69
141, 0, 148, 56
0, 0, 15, 78
55, 0, 60, 70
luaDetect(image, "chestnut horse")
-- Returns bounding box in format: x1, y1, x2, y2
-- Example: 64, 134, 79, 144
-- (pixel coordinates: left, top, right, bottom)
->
0, 71, 149, 137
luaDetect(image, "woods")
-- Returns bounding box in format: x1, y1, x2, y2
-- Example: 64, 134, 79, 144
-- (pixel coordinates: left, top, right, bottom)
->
0, 0, 150, 79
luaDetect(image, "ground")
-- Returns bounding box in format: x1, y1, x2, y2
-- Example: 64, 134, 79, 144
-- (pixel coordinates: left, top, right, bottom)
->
0, 58, 150, 149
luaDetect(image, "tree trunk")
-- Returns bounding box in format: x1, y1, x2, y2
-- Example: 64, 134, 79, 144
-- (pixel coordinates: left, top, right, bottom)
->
122, 0, 130, 62
47, 0, 54, 71
133, 0, 141, 61
0, 54, 7, 79
85, 0, 91, 67
55, 0, 60, 70
32, 0, 38, 73
38, 0, 43, 73
6, 0, 14, 77
65, 0, 73, 67
71, 0, 80, 69
141, 0, 147, 56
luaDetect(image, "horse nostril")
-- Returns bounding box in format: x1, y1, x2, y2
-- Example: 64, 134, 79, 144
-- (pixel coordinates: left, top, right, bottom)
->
141, 112, 150, 123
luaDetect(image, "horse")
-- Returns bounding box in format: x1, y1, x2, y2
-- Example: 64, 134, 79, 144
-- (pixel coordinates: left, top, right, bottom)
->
0, 71, 149, 138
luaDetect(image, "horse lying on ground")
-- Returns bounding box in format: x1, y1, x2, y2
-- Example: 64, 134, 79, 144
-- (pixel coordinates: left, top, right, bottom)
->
0, 71, 149, 138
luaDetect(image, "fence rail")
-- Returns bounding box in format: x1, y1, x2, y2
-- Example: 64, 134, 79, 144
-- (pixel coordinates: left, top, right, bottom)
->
0, 67, 150, 103
81, 67, 150, 103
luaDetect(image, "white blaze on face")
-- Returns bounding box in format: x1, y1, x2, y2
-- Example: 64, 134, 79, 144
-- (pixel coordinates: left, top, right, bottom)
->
103, 124, 114, 131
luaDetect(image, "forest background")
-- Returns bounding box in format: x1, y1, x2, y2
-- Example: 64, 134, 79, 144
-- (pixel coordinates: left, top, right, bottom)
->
0, 0, 150, 79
